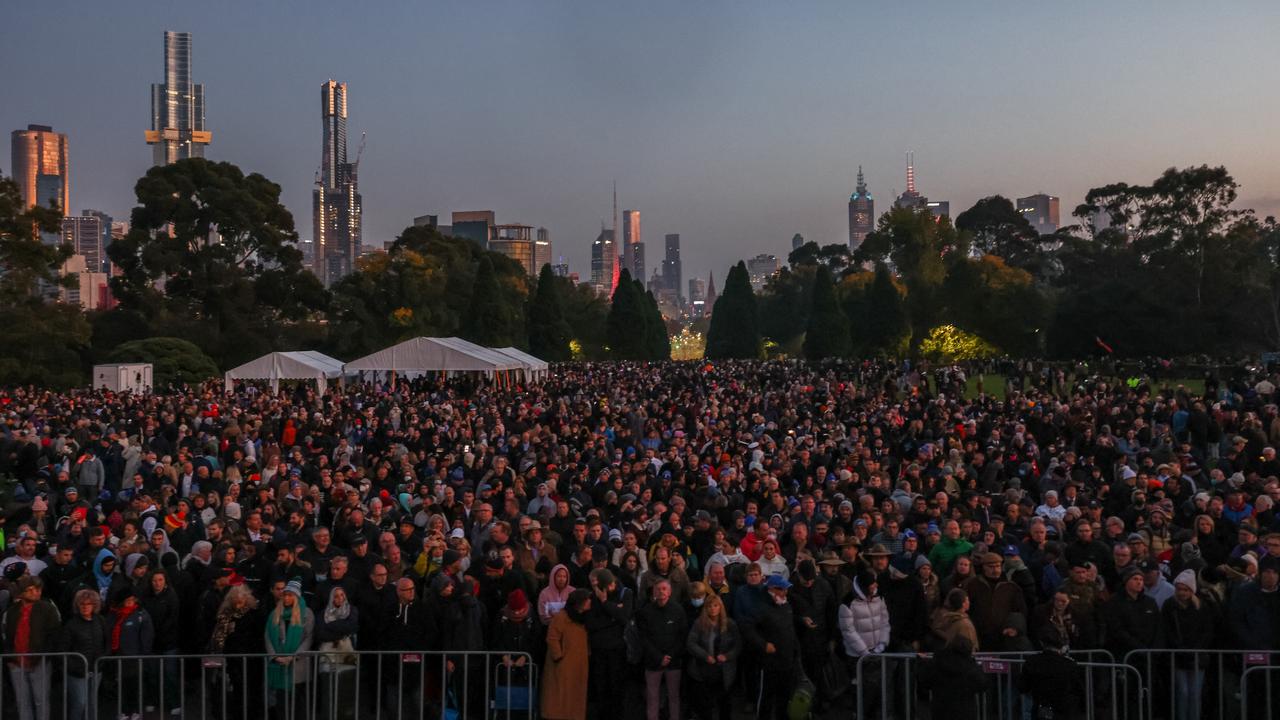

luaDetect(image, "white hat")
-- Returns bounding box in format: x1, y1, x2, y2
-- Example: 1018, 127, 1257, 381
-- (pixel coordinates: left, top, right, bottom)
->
1173, 569, 1197, 593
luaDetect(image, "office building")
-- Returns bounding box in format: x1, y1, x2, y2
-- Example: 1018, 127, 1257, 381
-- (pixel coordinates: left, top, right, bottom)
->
311, 80, 363, 286
492, 224, 536, 276
58, 254, 112, 311
746, 254, 779, 291
552, 260, 570, 278
61, 215, 105, 273
534, 227, 552, 273
10, 124, 69, 212
452, 210, 495, 248
146, 31, 210, 166
591, 226, 616, 296
621, 209, 643, 279
1017, 194, 1060, 235
792, 233, 805, 252
81, 210, 113, 270
848, 166, 874, 251
662, 233, 682, 300
688, 277, 707, 317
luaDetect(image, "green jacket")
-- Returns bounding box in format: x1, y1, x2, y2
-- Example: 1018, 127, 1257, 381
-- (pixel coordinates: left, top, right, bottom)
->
928, 538, 974, 577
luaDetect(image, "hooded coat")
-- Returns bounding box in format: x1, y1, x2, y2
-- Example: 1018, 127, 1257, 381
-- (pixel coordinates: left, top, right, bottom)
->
541, 604, 589, 720
837, 577, 891, 657
264, 590, 314, 690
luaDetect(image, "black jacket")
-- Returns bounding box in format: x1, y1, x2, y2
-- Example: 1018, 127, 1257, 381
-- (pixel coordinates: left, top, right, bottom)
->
61, 613, 109, 678
918, 649, 989, 720
1104, 591, 1161, 655
790, 576, 836, 657
584, 586, 634, 650
636, 599, 688, 670
741, 600, 799, 673
140, 585, 181, 653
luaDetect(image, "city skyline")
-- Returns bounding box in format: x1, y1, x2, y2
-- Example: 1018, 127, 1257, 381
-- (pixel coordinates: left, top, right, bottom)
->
4, 3, 1280, 287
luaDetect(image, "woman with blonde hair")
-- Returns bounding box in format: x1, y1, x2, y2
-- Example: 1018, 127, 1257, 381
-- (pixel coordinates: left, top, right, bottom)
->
685, 594, 740, 720
264, 580, 314, 718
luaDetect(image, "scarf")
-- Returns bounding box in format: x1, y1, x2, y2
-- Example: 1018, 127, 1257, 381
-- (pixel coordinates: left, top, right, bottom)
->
110, 604, 138, 652
211, 606, 248, 652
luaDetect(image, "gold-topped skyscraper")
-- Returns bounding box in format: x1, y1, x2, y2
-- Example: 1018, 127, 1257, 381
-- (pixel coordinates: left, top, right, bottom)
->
10, 124, 69, 213
312, 80, 362, 286
146, 31, 210, 166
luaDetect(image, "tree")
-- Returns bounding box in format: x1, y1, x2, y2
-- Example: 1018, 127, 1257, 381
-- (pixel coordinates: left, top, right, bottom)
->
845, 265, 908, 357
954, 195, 1039, 261
328, 229, 529, 357
107, 337, 218, 387
606, 270, 654, 360
527, 264, 572, 361
463, 255, 523, 347
944, 255, 1047, 356
0, 176, 90, 387
562, 282, 610, 359
706, 262, 762, 359
856, 206, 958, 356
803, 265, 851, 359
643, 289, 672, 360
107, 159, 327, 368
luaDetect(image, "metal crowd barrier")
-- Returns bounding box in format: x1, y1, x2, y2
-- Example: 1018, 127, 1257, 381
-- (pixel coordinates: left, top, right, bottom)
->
0, 652, 90, 720
1240, 665, 1280, 720
94, 650, 536, 720
854, 650, 1137, 720
1124, 648, 1276, 720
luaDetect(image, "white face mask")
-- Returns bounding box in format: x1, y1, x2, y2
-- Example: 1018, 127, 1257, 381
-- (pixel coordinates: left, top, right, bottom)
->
691, 597, 705, 608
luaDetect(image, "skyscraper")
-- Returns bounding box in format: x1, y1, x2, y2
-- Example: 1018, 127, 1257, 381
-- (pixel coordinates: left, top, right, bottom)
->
452, 211, 495, 247
312, 80, 363, 286
1017, 194, 1060, 235
61, 214, 105, 272
591, 226, 616, 296
491, 224, 536, 276
848, 166, 874, 251
791, 233, 805, 252
662, 233, 682, 299
746, 254, 779, 291
621, 209, 643, 280
146, 31, 210, 166
535, 227, 552, 273
10, 124, 69, 213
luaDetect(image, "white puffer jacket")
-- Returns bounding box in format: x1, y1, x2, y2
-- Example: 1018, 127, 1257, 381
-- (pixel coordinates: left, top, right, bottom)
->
838, 578, 891, 656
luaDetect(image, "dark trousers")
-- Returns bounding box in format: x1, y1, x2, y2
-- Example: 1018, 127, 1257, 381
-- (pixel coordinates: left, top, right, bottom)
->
590, 646, 628, 720
759, 665, 797, 720
688, 677, 732, 720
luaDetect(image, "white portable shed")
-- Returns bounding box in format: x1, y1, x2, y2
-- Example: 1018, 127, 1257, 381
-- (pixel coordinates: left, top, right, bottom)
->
92, 364, 153, 393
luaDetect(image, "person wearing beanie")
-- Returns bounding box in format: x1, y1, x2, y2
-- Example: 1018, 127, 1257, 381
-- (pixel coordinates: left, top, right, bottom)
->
582, 566, 632, 720
265, 576, 314, 707
1103, 564, 1160, 658
1227, 554, 1280, 650
491, 587, 538, 683
1163, 568, 1216, 720
788, 559, 834, 703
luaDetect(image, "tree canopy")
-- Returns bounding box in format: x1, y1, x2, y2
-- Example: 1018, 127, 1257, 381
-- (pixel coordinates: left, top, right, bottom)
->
706, 261, 762, 359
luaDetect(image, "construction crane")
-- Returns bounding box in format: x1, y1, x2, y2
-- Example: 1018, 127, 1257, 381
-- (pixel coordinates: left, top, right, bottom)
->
353, 131, 367, 173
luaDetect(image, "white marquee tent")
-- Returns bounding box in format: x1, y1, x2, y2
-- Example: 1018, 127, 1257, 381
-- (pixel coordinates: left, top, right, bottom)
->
224, 351, 346, 394
493, 347, 550, 381
343, 336, 524, 378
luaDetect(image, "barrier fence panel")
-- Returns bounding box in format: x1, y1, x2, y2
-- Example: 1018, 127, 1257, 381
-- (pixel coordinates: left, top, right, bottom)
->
855, 650, 1131, 720
0, 652, 89, 720
1124, 648, 1276, 720
95, 650, 535, 720
1240, 665, 1280, 720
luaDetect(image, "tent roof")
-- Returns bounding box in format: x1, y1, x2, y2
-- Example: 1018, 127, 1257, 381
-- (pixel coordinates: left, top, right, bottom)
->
493, 347, 550, 371
343, 337, 523, 373
225, 351, 345, 381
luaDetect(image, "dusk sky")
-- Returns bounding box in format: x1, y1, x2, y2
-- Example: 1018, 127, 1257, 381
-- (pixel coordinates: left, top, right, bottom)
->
4, 1, 1280, 286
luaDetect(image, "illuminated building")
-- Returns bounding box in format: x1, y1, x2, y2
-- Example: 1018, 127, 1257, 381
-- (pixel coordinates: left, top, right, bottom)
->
312, 80, 363, 286
10, 124, 69, 212
146, 31, 210, 166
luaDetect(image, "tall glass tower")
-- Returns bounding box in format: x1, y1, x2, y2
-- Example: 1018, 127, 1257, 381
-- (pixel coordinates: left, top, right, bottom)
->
146, 31, 210, 166
312, 80, 362, 286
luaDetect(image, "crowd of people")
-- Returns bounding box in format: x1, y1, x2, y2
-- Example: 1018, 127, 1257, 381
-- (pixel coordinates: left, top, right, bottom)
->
0, 359, 1277, 720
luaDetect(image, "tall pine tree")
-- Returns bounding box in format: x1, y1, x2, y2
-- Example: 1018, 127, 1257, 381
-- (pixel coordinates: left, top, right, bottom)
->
463, 255, 519, 346
643, 289, 671, 360
606, 270, 649, 359
803, 264, 852, 359
705, 261, 762, 359
528, 264, 572, 360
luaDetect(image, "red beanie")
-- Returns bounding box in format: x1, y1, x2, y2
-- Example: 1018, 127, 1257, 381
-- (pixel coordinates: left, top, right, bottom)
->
507, 589, 529, 613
